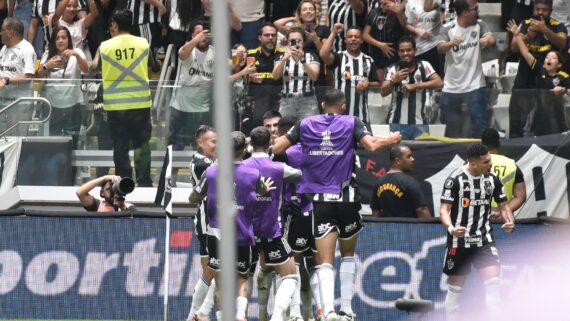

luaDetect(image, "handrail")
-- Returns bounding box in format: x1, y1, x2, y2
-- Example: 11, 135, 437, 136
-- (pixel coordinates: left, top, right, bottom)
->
154, 43, 175, 122
0, 97, 52, 138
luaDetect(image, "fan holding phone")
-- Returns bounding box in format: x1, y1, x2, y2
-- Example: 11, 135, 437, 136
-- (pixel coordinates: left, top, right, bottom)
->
272, 27, 320, 120
380, 36, 443, 140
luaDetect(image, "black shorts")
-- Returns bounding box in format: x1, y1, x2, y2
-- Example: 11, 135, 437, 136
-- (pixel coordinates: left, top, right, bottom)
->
207, 235, 253, 275
284, 211, 317, 253
443, 243, 500, 276
312, 202, 363, 240
195, 204, 208, 256
256, 236, 292, 266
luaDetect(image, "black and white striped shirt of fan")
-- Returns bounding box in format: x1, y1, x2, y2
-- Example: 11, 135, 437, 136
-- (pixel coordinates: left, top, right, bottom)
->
128, 0, 161, 24
327, 0, 367, 52
385, 60, 436, 124
440, 167, 507, 248
32, 0, 87, 50
329, 51, 378, 124
274, 51, 320, 97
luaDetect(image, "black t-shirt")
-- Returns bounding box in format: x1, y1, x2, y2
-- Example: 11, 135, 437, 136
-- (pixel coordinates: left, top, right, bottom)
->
370, 172, 427, 218
246, 46, 287, 87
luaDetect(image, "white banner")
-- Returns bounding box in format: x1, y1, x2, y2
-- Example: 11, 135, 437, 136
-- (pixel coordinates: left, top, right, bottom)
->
0, 137, 22, 197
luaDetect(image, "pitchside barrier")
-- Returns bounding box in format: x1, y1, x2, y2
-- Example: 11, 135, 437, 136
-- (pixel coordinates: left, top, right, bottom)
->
1, 211, 568, 321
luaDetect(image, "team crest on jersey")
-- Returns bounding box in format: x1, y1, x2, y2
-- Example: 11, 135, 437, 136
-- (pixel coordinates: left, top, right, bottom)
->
471, 31, 477, 38
320, 130, 334, 147
553, 77, 560, 86
484, 180, 492, 195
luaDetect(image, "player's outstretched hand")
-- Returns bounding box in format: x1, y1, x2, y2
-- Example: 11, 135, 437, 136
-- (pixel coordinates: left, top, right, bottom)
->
502, 222, 515, 233
261, 176, 276, 194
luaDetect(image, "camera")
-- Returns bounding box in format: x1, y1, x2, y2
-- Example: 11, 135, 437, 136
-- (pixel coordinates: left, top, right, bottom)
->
110, 177, 135, 199
237, 95, 255, 114
291, 39, 301, 48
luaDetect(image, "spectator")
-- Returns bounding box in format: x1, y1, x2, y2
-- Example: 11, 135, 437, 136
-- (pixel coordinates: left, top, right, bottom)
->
362, 0, 408, 81
262, 109, 281, 145
127, 0, 166, 71
481, 128, 527, 214
321, 23, 381, 126
327, 0, 367, 52
49, 0, 98, 52
266, 0, 301, 22
370, 144, 431, 218
36, 25, 89, 150
245, 23, 285, 134
0, 17, 36, 136
437, 0, 495, 138
405, 0, 445, 76
507, 0, 567, 138
169, 20, 214, 151
231, 43, 257, 131
512, 33, 569, 135
274, 1, 331, 109
85, 0, 109, 58
232, 0, 265, 49
8, 0, 42, 54
99, 9, 152, 186
196, 0, 242, 37
552, 0, 570, 30
273, 27, 320, 120
76, 175, 136, 211
381, 36, 443, 139
27, 0, 87, 54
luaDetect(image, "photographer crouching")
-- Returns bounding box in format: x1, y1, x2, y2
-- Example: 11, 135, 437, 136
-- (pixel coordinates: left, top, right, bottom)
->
76, 175, 136, 212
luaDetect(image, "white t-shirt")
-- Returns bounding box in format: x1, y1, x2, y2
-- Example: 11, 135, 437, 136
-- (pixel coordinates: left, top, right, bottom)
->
0, 39, 36, 99
171, 46, 215, 113
438, 19, 490, 93
232, 0, 264, 22
552, 0, 570, 28
40, 48, 85, 108
406, 0, 442, 55
56, 17, 87, 50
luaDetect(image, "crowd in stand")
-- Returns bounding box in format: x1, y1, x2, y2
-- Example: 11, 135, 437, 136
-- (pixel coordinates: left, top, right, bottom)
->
0, 0, 568, 143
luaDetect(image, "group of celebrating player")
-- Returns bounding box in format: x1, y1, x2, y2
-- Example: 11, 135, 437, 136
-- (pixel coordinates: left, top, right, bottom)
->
184, 88, 516, 321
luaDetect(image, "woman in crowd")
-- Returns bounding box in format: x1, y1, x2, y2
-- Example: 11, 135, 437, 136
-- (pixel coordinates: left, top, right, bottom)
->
36, 25, 89, 149
50, 0, 98, 51
273, 27, 320, 119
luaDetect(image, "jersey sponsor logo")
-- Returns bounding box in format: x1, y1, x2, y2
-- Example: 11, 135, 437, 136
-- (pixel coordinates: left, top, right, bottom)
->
452, 40, 479, 52
462, 198, 490, 207
445, 178, 454, 189
352, 75, 368, 82
268, 250, 282, 260
188, 67, 213, 78
256, 195, 272, 202
295, 237, 308, 247
317, 222, 333, 234
237, 261, 247, 269
464, 235, 482, 244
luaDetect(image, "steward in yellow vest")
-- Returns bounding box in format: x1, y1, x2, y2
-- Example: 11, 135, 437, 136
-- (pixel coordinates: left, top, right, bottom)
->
481, 129, 526, 213
98, 9, 153, 187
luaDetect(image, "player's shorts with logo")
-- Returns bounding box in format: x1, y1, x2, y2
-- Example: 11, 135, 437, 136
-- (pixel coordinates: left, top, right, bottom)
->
194, 203, 208, 256
207, 235, 253, 275
313, 201, 363, 239
284, 210, 317, 254
256, 236, 293, 266
443, 243, 500, 276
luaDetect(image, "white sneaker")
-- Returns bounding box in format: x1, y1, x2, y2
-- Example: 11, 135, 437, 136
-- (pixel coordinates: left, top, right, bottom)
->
324, 312, 340, 321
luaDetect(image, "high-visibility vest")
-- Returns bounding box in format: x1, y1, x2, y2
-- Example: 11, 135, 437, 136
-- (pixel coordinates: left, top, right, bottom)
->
491, 153, 517, 210
100, 34, 151, 111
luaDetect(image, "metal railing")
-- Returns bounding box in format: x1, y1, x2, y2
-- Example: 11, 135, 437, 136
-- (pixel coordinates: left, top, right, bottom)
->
0, 97, 52, 138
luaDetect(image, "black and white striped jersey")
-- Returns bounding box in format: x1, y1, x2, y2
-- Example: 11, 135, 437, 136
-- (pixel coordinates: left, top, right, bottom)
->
329, 51, 378, 123
441, 166, 507, 248
274, 51, 319, 96
32, 0, 87, 49
128, 0, 161, 24
190, 152, 215, 238
328, 0, 367, 52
